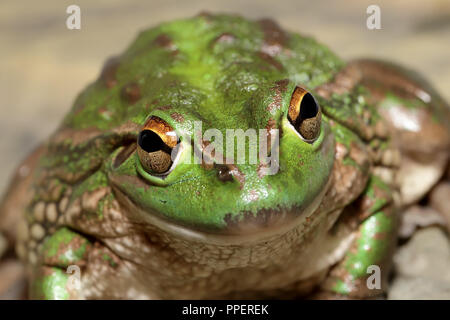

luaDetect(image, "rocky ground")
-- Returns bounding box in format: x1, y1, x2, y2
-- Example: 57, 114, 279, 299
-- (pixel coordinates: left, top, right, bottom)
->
0, 0, 449, 299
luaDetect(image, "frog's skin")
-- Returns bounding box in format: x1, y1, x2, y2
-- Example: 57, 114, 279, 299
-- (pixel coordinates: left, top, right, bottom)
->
0, 13, 449, 299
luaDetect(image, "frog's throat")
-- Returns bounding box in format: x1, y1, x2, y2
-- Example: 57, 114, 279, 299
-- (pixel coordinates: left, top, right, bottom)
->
111, 173, 333, 246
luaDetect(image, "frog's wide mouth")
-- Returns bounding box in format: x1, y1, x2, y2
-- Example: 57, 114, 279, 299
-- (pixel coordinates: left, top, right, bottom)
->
110, 173, 332, 245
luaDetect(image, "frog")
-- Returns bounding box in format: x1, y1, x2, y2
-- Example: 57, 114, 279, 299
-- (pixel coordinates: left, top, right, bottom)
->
0, 13, 449, 299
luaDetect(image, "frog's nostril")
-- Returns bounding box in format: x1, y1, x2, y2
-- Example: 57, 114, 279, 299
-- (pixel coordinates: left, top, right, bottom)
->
215, 164, 234, 182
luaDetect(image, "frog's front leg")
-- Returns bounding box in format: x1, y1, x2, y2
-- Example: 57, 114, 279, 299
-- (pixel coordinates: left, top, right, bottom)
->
345, 59, 449, 205
315, 176, 398, 299
30, 227, 143, 300
29, 227, 95, 299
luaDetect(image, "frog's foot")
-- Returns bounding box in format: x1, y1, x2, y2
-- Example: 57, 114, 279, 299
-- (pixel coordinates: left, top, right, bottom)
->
28, 228, 90, 299
315, 176, 398, 299
29, 227, 157, 299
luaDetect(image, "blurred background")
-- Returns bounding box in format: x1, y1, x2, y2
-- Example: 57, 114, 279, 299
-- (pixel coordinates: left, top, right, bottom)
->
1, 0, 449, 299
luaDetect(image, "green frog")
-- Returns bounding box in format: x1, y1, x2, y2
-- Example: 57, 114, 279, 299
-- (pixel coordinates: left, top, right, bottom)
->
0, 13, 449, 299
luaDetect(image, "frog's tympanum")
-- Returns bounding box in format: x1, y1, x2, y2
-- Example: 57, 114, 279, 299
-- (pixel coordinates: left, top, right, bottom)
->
1, 14, 449, 299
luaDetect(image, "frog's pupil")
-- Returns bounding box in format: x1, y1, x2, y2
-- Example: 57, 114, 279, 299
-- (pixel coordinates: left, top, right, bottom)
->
138, 130, 167, 153
299, 93, 319, 120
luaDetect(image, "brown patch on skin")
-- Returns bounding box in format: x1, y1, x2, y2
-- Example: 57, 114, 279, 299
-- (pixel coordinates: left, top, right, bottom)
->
349, 142, 370, 167
98, 107, 112, 119
319, 141, 370, 212
81, 188, 109, 213
260, 118, 278, 163
155, 105, 173, 111
99, 56, 121, 88
170, 112, 185, 123
121, 82, 141, 105
112, 120, 141, 135
315, 64, 361, 100
258, 18, 287, 56
90, 242, 122, 269
267, 79, 289, 112
47, 179, 63, 201
258, 52, 284, 71
153, 34, 176, 51
257, 162, 269, 179
335, 142, 349, 160
248, 190, 259, 202
210, 32, 236, 48
255, 118, 279, 178
50, 127, 103, 146
373, 119, 389, 139
274, 79, 289, 92
373, 232, 387, 240
266, 118, 277, 130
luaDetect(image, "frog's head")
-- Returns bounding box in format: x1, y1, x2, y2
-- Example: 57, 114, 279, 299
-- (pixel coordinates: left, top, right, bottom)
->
109, 81, 335, 243
99, 15, 341, 243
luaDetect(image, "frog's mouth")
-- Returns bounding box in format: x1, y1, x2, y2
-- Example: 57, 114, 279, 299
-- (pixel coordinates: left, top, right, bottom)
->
110, 171, 333, 245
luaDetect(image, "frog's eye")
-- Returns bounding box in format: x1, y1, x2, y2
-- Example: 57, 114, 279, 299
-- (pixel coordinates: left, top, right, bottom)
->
137, 116, 179, 175
287, 86, 321, 142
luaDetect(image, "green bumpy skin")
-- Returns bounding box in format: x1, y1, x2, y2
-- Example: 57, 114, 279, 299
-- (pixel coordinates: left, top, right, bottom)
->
54, 14, 348, 232
30, 228, 91, 299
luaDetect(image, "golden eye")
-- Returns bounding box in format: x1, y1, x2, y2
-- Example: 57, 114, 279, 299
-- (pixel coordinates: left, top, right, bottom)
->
288, 86, 321, 142
137, 116, 179, 175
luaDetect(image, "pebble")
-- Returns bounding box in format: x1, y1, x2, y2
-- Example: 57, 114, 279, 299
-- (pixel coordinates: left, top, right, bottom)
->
388, 227, 450, 299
